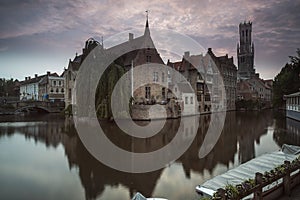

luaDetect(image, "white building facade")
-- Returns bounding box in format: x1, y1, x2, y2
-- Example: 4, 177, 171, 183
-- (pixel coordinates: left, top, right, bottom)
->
20, 77, 40, 100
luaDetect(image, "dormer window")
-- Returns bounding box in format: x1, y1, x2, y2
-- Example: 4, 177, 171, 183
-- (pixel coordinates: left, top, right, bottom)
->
146, 55, 151, 63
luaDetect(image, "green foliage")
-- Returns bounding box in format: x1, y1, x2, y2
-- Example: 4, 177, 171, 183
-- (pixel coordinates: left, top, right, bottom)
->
236, 99, 262, 110
273, 48, 300, 107
64, 104, 73, 116
225, 184, 239, 199
0, 78, 19, 97
95, 62, 131, 119
200, 197, 212, 200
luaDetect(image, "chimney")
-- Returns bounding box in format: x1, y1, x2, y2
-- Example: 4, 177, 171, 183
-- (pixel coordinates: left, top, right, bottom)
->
184, 51, 190, 58
129, 33, 134, 41
25, 77, 28, 81
28, 76, 31, 80
35, 74, 38, 78
47, 71, 50, 76
208, 48, 212, 52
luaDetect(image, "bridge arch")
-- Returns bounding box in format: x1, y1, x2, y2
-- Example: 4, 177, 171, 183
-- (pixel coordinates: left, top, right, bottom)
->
15, 105, 51, 113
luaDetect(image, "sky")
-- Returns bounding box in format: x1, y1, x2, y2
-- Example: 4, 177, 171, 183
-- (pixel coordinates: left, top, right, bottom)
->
0, 0, 299, 80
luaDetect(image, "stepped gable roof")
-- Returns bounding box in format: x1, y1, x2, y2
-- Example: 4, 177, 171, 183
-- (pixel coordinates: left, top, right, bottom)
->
207, 48, 236, 71
167, 60, 183, 71
68, 54, 82, 71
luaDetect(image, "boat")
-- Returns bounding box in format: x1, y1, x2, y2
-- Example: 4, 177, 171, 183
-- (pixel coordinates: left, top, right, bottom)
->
131, 192, 168, 200
195, 144, 300, 198
284, 91, 300, 121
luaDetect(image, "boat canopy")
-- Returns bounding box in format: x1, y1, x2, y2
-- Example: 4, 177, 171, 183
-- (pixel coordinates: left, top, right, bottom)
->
284, 91, 300, 98
196, 144, 300, 197
132, 192, 147, 200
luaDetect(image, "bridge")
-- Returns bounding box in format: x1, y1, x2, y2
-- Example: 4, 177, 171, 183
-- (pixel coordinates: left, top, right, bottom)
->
0, 100, 65, 114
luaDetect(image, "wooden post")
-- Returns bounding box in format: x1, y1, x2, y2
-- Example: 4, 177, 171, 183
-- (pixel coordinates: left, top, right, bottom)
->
254, 172, 263, 200
283, 161, 291, 196
217, 188, 227, 200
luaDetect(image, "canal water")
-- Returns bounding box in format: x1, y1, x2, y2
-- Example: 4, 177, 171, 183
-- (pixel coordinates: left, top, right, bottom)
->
0, 110, 299, 200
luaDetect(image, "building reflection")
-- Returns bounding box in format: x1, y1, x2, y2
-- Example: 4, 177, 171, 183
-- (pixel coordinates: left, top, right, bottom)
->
0, 110, 276, 200
237, 110, 273, 163
274, 111, 300, 146
178, 110, 274, 179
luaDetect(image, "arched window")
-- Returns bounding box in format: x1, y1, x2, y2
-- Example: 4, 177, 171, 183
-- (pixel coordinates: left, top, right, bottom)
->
56, 88, 59, 93
61, 88, 64, 93
50, 88, 54, 93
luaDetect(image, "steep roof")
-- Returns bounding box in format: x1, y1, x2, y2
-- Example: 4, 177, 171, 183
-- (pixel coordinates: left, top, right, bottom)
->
20, 73, 58, 85
167, 60, 183, 71
284, 91, 300, 98
176, 82, 194, 93
67, 19, 164, 71
207, 48, 237, 71
108, 19, 164, 67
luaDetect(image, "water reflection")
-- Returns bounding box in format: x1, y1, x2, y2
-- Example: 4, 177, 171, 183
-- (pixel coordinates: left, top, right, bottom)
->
273, 111, 300, 146
0, 110, 293, 200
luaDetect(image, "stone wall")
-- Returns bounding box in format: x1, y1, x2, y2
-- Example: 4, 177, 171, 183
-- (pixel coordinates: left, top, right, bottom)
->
131, 100, 180, 120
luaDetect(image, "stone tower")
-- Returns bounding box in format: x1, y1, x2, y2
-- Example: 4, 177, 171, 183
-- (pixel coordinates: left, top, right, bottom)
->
237, 21, 255, 79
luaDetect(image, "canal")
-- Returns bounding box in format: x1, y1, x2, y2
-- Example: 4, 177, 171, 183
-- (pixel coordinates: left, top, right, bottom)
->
0, 110, 299, 200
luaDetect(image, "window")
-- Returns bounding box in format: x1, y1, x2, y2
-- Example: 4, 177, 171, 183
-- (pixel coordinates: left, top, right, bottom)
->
146, 55, 151, 63
145, 86, 151, 99
240, 57, 246, 63
59, 81, 61, 86
197, 93, 201, 102
53, 81, 56, 86
68, 88, 71, 99
185, 97, 188, 104
69, 71, 72, 81
50, 88, 54, 93
190, 96, 193, 104
205, 94, 210, 101
162, 87, 166, 99
61, 88, 64, 93
153, 72, 158, 82
162, 72, 165, 82
56, 88, 59, 93
175, 87, 177, 92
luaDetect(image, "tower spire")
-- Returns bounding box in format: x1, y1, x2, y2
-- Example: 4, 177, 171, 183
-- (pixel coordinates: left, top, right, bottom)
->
144, 10, 150, 35
146, 10, 149, 27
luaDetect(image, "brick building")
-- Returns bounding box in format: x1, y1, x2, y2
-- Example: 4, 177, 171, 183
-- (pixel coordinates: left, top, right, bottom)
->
64, 38, 100, 107
207, 48, 237, 110
167, 48, 237, 112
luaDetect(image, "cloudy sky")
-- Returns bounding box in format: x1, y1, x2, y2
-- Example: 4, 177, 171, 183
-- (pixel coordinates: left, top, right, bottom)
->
0, 0, 299, 80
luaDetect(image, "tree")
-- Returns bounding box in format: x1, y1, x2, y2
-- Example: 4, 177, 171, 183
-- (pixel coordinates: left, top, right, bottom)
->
273, 49, 300, 107
95, 63, 131, 119
0, 78, 19, 97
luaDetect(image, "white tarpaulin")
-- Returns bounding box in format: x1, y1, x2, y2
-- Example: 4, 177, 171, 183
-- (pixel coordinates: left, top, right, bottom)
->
132, 192, 147, 200
196, 144, 300, 197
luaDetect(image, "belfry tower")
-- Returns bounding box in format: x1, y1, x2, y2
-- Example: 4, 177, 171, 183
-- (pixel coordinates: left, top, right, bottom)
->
237, 22, 255, 79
